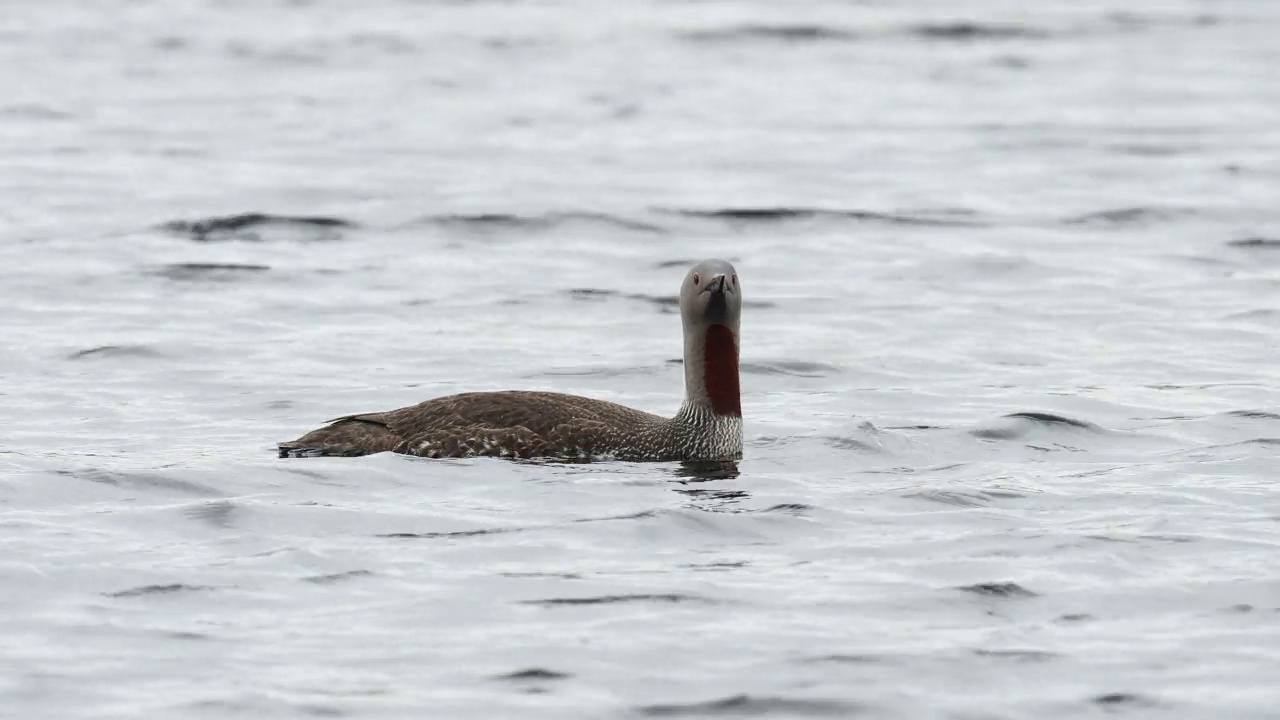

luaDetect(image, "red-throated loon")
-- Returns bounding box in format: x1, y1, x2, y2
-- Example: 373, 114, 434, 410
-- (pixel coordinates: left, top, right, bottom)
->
278, 259, 743, 461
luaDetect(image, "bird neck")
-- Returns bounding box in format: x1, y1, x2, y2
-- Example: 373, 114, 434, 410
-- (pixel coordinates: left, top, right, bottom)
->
683, 323, 741, 418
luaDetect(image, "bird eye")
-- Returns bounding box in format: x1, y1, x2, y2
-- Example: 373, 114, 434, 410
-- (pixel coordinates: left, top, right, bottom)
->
692, 273, 700, 285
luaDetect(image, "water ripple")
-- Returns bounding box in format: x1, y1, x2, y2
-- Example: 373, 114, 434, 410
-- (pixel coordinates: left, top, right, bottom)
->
422, 211, 665, 234
379, 527, 526, 539
106, 584, 211, 599
160, 213, 353, 242
909, 22, 1049, 40
1228, 236, 1280, 249
638, 694, 866, 718
494, 668, 573, 681
678, 25, 860, 43
523, 594, 715, 606
303, 570, 373, 585
659, 206, 986, 227
956, 582, 1039, 598
148, 262, 272, 282
66, 344, 164, 360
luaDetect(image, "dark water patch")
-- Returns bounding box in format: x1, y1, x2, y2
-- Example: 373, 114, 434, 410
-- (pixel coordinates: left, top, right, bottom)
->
994, 55, 1031, 69
660, 206, 985, 227
428, 213, 528, 229
574, 509, 660, 523
495, 668, 573, 681
277, 467, 331, 481
1085, 534, 1134, 544
973, 412, 1101, 440
672, 461, 741, 480
682, 561, 747, 572
150, 262, 272, 282
348, 31, 418, 54
973, 427, 1030, 440
266, 400, 294, 409
1227, 236, 1280, 249
1225, 308, 1279, 322
153, 36, 189, 51
985, 489, 1026, 499
1108, 11, 1220, 30
655, 258, 704, 269
500, 571, 582, 580
1176, 253, 1236, 268
1005, 412, 1099, 429
162, 630, 210, 641
679, 24, 860, 43
160, 212, 354, 242
1109, 142, 1189, 157
184, 500, 237, 528
907, 22, 1049, 40
1057, 613, 1094, 623
524, 593, 713, 606
423, 211, 665, 234
54, 468, 220, 497
973, 649, 1060, 662
1203, 437, 1280, 450
1150, 382, 1268, 391
568, 288, 619, 300
1092, 692, 1155, 708
304, 570, 374, 584
638, 694, 864, 717
1223, 603, 1253, 614
957, 582, 1038, 598
379, 527, 525, 539
674, 486, 750, 510
66, 344, 164, 360
1028, 443, 1079, 453
740, 361, 839, 377
1062, 206, 1190, 227
1226, 410, 1280, 420
758, 503, 812, 515
106, 583, 211, 598
226, 41, 328, 66
299, 704, 346, 717
482, 36, 545, 52
804, 653, 890, 665
3, 103, 75, 120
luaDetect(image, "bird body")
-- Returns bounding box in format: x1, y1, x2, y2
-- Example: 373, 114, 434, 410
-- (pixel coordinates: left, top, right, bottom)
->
278, 260, 744, 462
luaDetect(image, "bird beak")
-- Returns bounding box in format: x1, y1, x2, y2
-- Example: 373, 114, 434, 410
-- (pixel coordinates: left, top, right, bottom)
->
703, 275, 729, 323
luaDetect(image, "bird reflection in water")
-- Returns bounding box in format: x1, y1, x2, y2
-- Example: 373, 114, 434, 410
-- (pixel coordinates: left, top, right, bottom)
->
669, 460, 748, 511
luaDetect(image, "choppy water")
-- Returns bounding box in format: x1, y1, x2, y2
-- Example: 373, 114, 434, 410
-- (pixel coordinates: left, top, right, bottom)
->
3, 0, 1280, 717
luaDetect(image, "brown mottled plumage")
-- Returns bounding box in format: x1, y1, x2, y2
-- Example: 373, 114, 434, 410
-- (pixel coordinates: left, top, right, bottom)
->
278, 260, 744, 462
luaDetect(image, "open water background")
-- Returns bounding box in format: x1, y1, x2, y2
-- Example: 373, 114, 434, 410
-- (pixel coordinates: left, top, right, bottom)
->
2, 0, 1279, 717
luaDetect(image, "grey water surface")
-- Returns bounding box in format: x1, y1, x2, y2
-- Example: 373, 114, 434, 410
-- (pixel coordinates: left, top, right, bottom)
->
2, 0, 1279, 718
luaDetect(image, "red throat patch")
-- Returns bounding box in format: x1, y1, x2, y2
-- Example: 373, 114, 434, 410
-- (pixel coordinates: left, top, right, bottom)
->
703, 324, 741, 417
